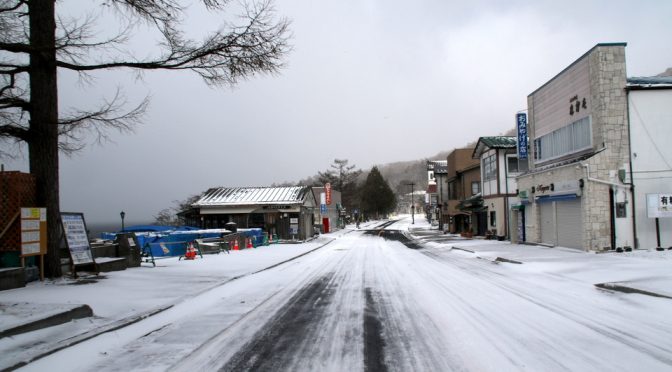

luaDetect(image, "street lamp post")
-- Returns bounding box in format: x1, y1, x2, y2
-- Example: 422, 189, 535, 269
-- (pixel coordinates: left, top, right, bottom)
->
407, 183, 415, 224
120, 211, 126, 232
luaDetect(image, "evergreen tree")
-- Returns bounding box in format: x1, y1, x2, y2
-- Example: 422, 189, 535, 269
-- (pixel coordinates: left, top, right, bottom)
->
359, 166, 396, 219
317, 159, 362, 210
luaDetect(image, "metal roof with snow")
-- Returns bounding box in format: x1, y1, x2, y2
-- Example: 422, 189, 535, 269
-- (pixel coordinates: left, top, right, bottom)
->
627, 76, 672, 89
472, 136, 517, 159
193, 186, 312, 207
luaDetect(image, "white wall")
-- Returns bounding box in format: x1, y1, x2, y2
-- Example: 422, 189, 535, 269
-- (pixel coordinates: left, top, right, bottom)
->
629, 89, 672, 249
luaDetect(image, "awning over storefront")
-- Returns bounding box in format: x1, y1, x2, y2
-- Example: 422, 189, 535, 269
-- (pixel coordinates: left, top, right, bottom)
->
535, 193, 578, 203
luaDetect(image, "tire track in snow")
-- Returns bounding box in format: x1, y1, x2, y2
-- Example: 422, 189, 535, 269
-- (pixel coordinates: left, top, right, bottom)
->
220, 273, 338, 371
363, 288, 387, 372
360, 235, 468, 371
420, 247, 672, 364
406, 240, 672, 370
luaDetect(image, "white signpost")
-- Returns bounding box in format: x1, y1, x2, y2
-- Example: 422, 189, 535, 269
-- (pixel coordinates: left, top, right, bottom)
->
646, 193, 672, 249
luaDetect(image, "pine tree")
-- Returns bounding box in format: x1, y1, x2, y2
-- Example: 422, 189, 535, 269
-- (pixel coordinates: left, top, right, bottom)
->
359, 166, 396, 219
317, 159, 362, 210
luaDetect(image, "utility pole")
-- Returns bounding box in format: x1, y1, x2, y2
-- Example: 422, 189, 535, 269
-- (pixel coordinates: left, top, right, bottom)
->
407, 183, 415, 224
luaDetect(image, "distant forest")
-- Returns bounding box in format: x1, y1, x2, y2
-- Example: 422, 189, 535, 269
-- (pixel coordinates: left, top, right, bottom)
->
289, 127, 519, 196
281, 152, 453, 197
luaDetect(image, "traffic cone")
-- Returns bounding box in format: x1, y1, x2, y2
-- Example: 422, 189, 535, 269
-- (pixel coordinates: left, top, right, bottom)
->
233, 239, 239, 250
185, 242, 196, 260
246, 237, 253, 249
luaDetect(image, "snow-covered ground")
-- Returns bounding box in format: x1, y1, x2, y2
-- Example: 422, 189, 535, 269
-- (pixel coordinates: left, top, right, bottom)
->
2, 215, 672, 371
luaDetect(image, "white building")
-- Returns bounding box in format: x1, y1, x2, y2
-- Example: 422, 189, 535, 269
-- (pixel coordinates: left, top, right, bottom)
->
472, 136, 526, 239
627, 76, 672, 249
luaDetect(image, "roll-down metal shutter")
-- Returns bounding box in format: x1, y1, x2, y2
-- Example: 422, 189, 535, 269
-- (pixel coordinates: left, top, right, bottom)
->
540, 202, 555, 245
556, 198, 583, 249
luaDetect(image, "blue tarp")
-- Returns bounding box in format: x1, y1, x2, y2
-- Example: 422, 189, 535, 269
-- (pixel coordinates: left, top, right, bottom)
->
101, 226, 264, 257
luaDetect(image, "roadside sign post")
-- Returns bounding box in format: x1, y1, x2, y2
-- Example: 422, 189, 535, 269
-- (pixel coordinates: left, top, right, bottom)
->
61, 212, 98, 278
646, 194, 672, 250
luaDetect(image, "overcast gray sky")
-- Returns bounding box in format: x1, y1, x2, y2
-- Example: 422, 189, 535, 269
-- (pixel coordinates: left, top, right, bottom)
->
2, 0, 671, 225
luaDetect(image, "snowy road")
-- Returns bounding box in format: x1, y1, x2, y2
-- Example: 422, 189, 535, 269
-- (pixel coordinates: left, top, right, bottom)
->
21, 219, 672, 371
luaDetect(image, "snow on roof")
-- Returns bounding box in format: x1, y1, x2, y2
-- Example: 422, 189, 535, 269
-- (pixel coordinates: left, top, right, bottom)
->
193, 186, 311, 206
472, 136, 517, 159
627, 76, 672, 89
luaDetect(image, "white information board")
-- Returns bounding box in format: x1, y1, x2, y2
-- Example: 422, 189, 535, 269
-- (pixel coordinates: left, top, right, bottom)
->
20, 207, 47, 256
61, 213, 94, 265
646, 194, 672, 218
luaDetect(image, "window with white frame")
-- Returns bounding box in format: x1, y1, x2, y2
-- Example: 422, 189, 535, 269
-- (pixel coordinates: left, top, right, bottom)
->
483, 154, 497, 181
533, 116, 591, 163
471, 181, 480, 195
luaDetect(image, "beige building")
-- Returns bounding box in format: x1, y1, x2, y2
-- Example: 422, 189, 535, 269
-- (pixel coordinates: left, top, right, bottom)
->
515, 43, 634, 251
472, 136, 526, 239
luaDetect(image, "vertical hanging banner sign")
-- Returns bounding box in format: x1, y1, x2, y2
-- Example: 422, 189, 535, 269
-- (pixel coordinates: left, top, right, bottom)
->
325, 183, 332, 205
320, 192, 327, 215
516, 113, 528, 160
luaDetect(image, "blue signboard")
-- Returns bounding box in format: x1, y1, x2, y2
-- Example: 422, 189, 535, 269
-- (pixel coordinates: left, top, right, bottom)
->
320, 204, 327, 214
516, 113, 528, 160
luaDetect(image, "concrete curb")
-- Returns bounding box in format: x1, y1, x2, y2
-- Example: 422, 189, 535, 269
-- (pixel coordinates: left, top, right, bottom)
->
594, 282, 672, 300
0, 304, 93, 339
451, 246, 475, 253
3, 305, 172, 371
494, 257, 523, 264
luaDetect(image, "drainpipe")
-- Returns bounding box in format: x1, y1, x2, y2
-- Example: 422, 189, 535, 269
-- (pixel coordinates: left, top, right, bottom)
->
504, 153, 510, 241
625, 90, 638, 248
582, 164, 631, 190
582, 163, 631, 250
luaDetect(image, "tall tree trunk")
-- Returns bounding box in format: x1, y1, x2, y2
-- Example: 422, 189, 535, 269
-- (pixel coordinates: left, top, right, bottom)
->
29, 0, 62, 277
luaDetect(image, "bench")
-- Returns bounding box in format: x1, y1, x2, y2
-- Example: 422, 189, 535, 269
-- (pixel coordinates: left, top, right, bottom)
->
194, 238, 230, 254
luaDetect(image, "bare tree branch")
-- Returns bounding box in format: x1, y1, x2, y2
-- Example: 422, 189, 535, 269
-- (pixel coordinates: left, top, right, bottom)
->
0, 0, 26, 14
56, 0, 290, 86
57, 89, 149, 155
0, 125, 27, 141
0, 41, 31, 53
0, 96, 28, 110
55, 13, 133, 59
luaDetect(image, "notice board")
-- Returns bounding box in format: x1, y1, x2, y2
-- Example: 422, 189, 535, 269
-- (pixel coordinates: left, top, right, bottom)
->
61, 212, 94, 265
646, 194, 672, 218
20, 207, 47, 257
